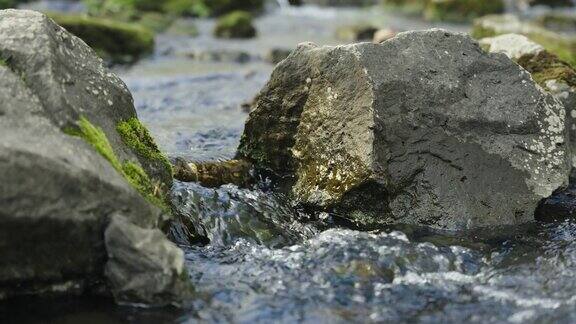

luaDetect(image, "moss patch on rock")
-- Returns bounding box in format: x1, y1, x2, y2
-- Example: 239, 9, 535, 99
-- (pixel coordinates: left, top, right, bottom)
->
214, 11, 256, 39
48, 13, 154, 64
83, 0, 263, 18
517, 51, 576, 90
116, 117, 172, 178
65, 117, 168, 210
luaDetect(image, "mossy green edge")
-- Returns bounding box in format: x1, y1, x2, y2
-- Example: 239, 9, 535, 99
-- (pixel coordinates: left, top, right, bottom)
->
116, 117, 173, 177
64, 116, 168, 210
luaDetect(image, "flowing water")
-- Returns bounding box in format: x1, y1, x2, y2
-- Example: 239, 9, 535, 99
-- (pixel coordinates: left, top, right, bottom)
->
4, 3, 576, 324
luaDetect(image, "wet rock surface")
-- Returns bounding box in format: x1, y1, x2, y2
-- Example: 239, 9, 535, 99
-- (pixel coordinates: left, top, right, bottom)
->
0, 10, 189, 304
239, 29, 571, 230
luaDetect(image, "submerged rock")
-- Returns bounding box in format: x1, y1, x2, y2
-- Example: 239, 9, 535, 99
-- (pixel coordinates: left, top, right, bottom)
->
0, 10, 190, 304
238, 29, 571, 230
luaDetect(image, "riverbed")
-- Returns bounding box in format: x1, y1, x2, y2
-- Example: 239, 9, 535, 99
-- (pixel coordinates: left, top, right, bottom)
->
4, 3, 576, 324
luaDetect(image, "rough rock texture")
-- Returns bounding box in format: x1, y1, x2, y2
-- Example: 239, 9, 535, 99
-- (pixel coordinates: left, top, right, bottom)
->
0, 10, 190, 304
481, 34, 576, 169
238, 29, 571, 230
105, 215, 192, 305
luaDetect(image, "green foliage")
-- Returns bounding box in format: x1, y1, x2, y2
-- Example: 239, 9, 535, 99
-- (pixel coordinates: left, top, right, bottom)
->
48, 13, 154, 64
0, 0, 14, 9
116, 117, 172, 177
382, 0, 504, 22
424, 0, 504, 23
205, 0, 264, 16
214, 11, 256, 39
66, 117, 168, 210
83, 0, 263, 18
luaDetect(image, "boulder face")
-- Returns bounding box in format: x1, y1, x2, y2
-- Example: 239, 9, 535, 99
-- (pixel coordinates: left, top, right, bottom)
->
0, 10, 190, 304
238, 29, 571, 230
480, 34, 576, 170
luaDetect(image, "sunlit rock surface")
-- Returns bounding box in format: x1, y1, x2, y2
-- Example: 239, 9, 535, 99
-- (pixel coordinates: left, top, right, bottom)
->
239, 29, 571, 230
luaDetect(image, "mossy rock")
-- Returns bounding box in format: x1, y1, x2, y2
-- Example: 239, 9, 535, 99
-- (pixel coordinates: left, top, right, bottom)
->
424, 0, 504, 23
214, 11, 256, 39
66, 117, 169, 211
116, 117, 173, 187
48, 13, 154, 64
472, 14, 576, 68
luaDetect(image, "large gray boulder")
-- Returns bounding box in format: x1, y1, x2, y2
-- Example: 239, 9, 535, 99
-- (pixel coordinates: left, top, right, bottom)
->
0, 10, 191, 304
480, 34, 576, 171
238, 29, 571, 230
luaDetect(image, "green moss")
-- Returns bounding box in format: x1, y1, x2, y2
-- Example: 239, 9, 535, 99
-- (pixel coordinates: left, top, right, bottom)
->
381, 0, 428, 17
424, 0, 504, 23
213, 10, 256, 39
47, 13, 154, 64
470, 24, 497, 39
0, 0, 13, 9
67, 117, 168, 210
84, 0, 263, 18
517, 51, 576, 90
526, 33, 576, 68
162, 0, 205, 17
116, 117, 172, 177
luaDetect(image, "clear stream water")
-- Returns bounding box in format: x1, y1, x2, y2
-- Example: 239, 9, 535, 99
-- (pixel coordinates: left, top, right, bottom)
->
4, 3, 576, 324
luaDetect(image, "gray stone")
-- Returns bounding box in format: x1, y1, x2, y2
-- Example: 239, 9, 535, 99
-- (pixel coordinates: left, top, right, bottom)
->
0, 10, 189, 304
105, 215, 193, 306
238, 29, 571, 230
481, 34, 576, 170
